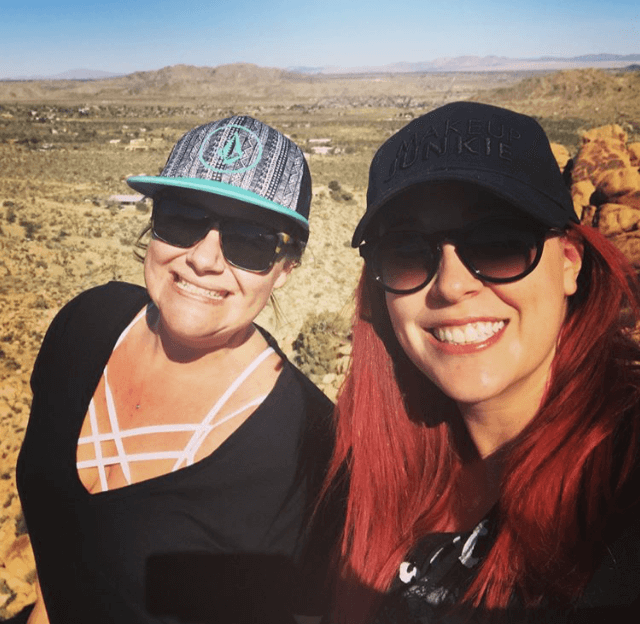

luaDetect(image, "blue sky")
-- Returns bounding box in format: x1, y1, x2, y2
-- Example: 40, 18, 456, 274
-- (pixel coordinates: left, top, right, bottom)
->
1, 0, 638, 79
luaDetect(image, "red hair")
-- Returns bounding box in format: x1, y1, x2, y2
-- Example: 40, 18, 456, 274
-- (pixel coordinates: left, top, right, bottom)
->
322, 224, 640, 623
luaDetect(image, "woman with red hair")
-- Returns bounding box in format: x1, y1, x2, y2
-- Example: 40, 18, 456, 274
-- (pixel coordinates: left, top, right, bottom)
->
325, 102, 640, 623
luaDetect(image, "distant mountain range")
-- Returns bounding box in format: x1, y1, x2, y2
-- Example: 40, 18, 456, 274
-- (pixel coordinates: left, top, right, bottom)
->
289, 53, 640, 75
6, 68, 124, 81
4, 54, 640, 81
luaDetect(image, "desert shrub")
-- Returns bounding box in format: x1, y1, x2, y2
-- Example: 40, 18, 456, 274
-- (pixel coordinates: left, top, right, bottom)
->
292, 311, 351, 381
5, 206, 16, 223
19, 218, 41, 239
327, 179, 354, 202
14, 512, 28, 536
33, 295, 48, 309
2, 358, 20, 371
0, 578, 13, 604
535, 117, 589, 151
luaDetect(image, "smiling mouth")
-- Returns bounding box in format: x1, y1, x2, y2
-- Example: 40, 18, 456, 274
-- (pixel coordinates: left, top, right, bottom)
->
431, 321, 506, 345
175, 277, 227, 300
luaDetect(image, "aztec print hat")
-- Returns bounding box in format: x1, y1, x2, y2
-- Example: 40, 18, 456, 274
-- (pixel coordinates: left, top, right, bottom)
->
127, 115, 311, 240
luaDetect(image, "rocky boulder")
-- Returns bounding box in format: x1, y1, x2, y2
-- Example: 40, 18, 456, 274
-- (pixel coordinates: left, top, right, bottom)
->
568, 125, 640, 267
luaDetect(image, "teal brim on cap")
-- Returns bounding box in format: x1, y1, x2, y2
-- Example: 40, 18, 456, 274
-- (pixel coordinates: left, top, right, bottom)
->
126, 175, 309, 231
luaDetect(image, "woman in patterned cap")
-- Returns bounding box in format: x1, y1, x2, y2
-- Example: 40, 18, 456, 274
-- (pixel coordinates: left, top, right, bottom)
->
323, 102, 640, 623
17, 117, 335, 624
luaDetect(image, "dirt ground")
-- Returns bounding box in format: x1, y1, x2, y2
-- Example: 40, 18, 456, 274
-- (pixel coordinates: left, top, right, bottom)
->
0, 65, 638, 618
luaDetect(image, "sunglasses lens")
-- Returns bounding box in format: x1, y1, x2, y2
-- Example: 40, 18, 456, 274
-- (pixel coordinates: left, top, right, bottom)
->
373, 232, 437, 293
152, 197, 283, 272
369, 220, 545, 293
153, 197, 210, 248
460, 222, 540, 281
221, 222, 280, 272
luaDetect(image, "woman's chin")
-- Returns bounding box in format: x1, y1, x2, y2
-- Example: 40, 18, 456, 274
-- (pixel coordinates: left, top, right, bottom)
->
427, 370, 509, 409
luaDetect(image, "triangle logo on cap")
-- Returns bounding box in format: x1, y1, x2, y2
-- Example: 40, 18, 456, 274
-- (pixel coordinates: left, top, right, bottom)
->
198, 123, 263, 174
218, 131, 243, 165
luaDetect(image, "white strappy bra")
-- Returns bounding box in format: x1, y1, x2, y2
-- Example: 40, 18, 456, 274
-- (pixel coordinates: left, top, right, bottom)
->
77, 308, 275, 493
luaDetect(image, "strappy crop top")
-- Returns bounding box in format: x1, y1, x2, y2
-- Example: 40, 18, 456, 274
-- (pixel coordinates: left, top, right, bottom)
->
76, 307, 276, 492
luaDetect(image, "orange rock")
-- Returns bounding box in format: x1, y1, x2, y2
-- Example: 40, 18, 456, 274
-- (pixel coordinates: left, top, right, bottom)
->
596, 168, 640, 200
581, 124, 628, 145
572, 179, 596, 207
569, 124, 640, 267
5, 555, 31, 580
0, 564, 36, 617
572, 142, 632, 184
616, 190, 640, 210
550, 143, 570, 171
596, 203, 640, 237
579, 204, 597, 226
610, 234, 640, 269
0, 565, 35, 598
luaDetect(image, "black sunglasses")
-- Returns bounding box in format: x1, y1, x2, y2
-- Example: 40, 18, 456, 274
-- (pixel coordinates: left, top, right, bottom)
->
359, 218, 559, 294
152, 196, 297, 273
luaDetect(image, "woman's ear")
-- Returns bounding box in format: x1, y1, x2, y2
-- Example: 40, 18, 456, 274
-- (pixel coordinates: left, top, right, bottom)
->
273, 259, 295, 290
562, 236, 583, 297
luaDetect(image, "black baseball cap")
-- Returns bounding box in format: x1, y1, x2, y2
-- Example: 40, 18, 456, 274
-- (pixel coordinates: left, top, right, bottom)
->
352, 102, 578, 246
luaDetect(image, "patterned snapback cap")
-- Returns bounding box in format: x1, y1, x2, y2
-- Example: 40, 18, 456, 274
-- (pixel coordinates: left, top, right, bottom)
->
127, 115, 311, 234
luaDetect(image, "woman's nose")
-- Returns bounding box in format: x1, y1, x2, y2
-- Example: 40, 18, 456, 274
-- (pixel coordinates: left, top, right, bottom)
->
185, 229, 227, 274
429, 244, 483, 303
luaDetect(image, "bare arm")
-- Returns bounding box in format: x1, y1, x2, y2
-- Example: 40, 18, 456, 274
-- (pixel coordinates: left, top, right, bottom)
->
26, 577, 49, 624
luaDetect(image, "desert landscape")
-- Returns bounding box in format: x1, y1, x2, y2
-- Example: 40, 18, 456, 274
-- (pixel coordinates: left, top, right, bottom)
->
0, 63, 639, 618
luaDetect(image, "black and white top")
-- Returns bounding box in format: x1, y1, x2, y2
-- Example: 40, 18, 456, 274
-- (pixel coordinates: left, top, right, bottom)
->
17, 282, 337, 624
375, 505, 640, 623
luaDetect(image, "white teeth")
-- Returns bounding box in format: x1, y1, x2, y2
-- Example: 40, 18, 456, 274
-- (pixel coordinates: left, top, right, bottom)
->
433, 321, 505, 345
176, 279, 226, 300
